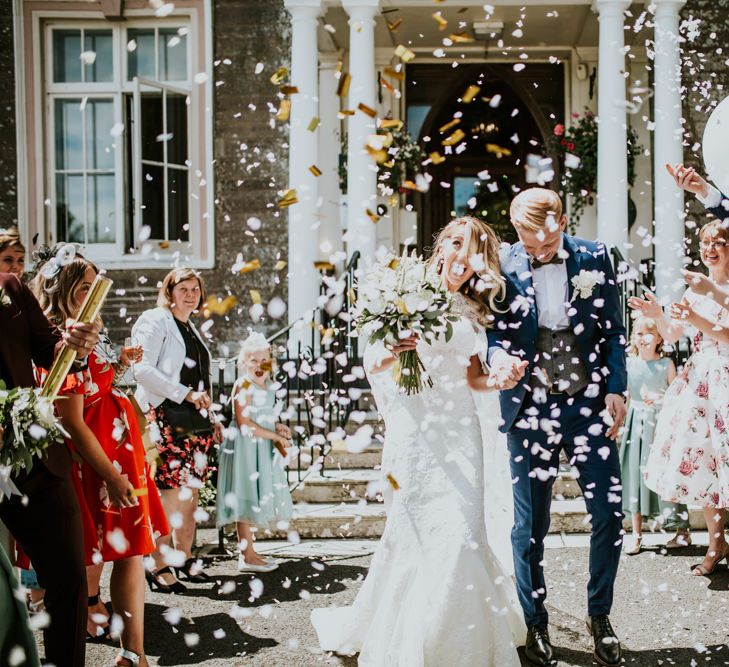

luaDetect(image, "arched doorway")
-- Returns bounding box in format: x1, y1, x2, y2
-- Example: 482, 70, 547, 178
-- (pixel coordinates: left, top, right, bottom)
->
406, 63, 565, 250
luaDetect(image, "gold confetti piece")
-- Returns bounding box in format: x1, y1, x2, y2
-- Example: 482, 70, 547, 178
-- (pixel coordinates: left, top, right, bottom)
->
365, 145, 388, 163
239, 259, 261, 274
442, 128, 466, 146
387, 18, 402, 31
337, 109, 355, 118
204, 295, 239, 315
275, 99, 291, 121
366, 208, 380, 224
380, 77, 396, 94
307, 116, 320, 132
349, 287, 356, 304
250, 290, 261, 305
358, 102, 377, 118
309, 164, 322, 177
449, 32, 473, 43
486, 143, 512, 157
270, 66, 288, 85
278, 189, 298, 207
432, 12, 447, 30
438, 118, 461, 133
274, 260, 287, 271
158, 241, 170, 249
394, 44, 415, 62
462, 84, 481, 103
260, 360, 272, 372
386, 473, 400, 490
429, 151, 446, 164
380, 118, 403, 130
314, 261, 335, 271
280, 85, 299, 95
336, 72, 351, 98
130, 487, 149, 497
383, 67, 404, 81
388, 258, 400, 270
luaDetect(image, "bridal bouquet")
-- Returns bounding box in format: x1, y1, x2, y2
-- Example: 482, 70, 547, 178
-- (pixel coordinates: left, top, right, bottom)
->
353, 251, 457, 395
0, 382, 67, 474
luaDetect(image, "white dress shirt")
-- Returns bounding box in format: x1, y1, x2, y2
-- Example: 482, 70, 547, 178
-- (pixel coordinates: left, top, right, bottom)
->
697, 184, 723, 210
531, 240, 570, 330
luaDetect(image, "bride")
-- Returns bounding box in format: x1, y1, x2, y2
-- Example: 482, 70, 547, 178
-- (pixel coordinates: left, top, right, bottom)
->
311, 216, 527, 666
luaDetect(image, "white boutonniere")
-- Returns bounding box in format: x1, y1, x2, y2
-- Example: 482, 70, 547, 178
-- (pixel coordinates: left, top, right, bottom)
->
571, 270, 604, 300
0, 288, 10, 307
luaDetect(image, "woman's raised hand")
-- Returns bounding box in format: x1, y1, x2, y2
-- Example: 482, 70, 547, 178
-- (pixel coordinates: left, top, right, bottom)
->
387, 335, 419, 356
665, 163, 710, 198
627, 292, 663, 319
682, 269, 715, 297
119, 344, 143, 366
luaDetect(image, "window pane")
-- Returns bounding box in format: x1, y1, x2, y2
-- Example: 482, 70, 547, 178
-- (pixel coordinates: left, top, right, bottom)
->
87, 174, 116, 243
141, 164, 164, 239
159, 29, 187, 81
55, 99, 83, 170
86, 100, 115, 170
167, 167, 188, 241
165, 94, 188, 165
127, 29, 156, 80
83, 30, 113, 83
140, 95, 163, 162
56, 174, 85, 243
53, 30, 82, 83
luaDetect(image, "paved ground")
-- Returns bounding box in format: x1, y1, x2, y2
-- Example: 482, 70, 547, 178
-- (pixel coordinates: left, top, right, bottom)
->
73, 532, 729, 666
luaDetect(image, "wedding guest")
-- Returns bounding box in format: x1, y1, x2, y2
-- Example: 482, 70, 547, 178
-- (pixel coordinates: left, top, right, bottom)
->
216, 332, 292, 573
666, 163, 729, 221
0, 271, 99, 667
620, 317, 689, 555
0, 227, 25, 278
630, 220, 729, 576
132, 268, 220, 591
33, 249, 168, 667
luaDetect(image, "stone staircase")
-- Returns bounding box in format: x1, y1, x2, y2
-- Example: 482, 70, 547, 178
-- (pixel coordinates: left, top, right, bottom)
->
277, 390, 708, 540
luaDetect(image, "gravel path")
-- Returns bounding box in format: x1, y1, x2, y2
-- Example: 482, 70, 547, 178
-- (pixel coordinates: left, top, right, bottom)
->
75, 541, 729, 666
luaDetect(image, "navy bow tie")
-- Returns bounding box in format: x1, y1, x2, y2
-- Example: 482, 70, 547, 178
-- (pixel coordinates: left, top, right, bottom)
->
530, 255, 564, 269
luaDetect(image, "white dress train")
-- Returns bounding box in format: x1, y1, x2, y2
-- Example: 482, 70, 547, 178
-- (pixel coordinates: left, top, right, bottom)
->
311, 317, 526, 666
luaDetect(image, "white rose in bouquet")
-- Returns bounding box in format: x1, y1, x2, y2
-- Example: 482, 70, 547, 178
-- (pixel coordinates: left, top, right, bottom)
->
352, 251, 458, 394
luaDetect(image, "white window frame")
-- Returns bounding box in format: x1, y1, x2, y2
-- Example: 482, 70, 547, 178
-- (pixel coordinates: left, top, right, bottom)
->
29, 7, 214, 269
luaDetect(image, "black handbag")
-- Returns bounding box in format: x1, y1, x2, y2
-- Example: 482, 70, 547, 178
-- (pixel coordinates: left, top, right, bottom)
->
160, 399, 213, 441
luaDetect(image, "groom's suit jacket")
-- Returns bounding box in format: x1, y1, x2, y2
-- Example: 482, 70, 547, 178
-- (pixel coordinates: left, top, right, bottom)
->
487, 233, 627, 433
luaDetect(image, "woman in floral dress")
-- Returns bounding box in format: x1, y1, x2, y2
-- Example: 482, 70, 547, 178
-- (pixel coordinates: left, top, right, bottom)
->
630, 220, 729, 576
33, 247, 168, 667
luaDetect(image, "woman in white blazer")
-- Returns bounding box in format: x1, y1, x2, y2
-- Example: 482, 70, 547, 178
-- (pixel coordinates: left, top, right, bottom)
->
132, 268, 220, 592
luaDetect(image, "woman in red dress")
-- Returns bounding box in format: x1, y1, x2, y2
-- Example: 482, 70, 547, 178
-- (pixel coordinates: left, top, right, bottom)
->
33, 247, 168, 667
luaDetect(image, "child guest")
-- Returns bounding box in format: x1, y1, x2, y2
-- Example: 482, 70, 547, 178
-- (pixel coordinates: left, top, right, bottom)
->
216, 332, 293, 573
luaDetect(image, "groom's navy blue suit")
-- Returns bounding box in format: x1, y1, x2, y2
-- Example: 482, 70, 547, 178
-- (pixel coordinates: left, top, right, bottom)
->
488, 233, 627, 628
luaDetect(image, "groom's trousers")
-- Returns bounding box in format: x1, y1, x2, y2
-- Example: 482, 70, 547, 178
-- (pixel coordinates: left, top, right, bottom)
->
506, 388, 623, 628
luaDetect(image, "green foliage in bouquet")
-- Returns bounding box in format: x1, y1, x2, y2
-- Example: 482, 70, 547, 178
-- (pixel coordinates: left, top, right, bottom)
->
0, 381, 67, 474
352, 251, 459, 395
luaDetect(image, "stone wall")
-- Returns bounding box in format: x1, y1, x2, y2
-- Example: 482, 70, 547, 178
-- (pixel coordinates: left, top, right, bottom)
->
0, 0, 17, 227
105, 0, 292, 355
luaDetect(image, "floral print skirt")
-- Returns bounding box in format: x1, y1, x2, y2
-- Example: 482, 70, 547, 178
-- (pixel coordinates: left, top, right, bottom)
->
146, 403, 215, 490
645, 345, 729, 508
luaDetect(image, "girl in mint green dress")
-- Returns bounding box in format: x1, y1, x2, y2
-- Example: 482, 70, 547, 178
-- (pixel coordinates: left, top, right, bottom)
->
216, 333, 293, 572
620, 317, 689, 555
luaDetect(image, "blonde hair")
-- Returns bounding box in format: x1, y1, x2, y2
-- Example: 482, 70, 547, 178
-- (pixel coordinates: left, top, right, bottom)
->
32, 251, 100, 328
236, 331, 271, 375
699, 219, 729, 243
428, 216, 505, 328
157, 268, 206, 310
510, 188, 564, 232
628, 316, 666, 358
0, 228, 25, 255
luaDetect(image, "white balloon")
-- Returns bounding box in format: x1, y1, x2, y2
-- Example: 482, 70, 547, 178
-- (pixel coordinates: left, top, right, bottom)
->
703, 96, 729, 195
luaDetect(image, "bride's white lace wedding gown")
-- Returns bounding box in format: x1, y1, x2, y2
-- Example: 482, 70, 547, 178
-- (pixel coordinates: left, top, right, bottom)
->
311, 317, 526, 666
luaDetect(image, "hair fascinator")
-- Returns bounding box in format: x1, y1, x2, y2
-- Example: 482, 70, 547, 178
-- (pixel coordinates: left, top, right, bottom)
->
33, 243, 78, 279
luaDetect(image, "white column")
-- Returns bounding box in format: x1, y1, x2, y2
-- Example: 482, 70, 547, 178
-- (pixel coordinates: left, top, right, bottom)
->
285, 0, 322, 323
653, 0, 687, 302
342, 0, 380, 261
318, 52, 344, 266
594, 0, 631, 251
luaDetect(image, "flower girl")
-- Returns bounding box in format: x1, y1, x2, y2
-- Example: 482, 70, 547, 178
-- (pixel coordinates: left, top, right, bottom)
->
216, 332, 293, 573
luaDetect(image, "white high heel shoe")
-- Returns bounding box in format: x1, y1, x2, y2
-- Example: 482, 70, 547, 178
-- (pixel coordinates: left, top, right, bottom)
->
238, 553, 278, 573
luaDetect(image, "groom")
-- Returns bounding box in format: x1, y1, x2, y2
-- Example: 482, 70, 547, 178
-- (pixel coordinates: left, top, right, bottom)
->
487, 188, 627, 667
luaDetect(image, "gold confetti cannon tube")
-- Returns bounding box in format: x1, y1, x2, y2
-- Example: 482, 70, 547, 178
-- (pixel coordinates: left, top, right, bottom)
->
40, 275, 113, 399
